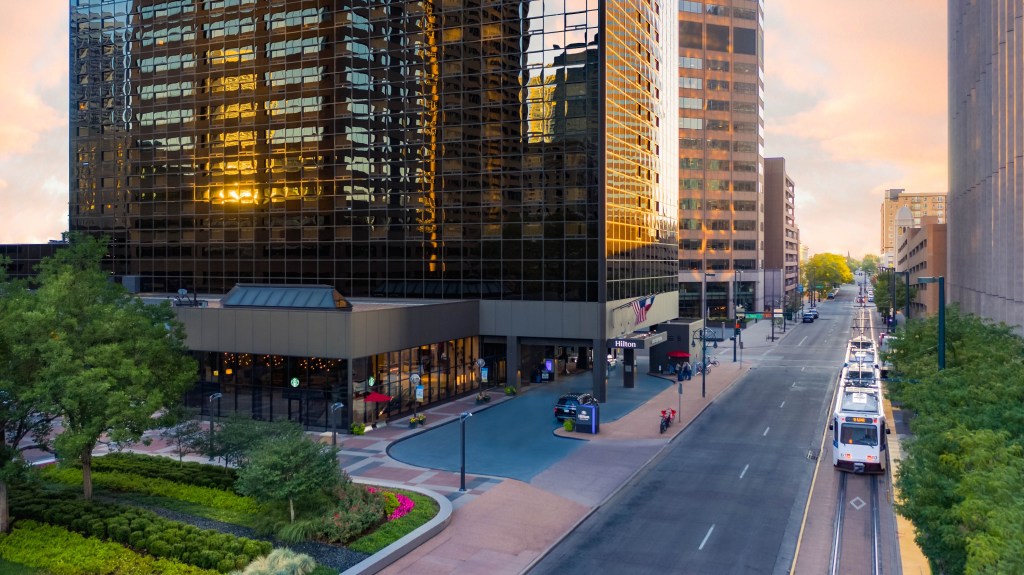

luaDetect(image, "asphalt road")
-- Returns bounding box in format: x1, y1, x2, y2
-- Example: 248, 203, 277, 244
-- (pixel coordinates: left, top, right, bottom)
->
530, 297, 857, 575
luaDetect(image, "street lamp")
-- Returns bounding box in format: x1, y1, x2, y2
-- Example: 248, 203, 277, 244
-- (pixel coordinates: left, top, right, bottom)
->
207, 392, 222, 461
459, 411, 472, 491
918, 276, 945, 370
691, 326, 717, 398
329, 402, 345, 447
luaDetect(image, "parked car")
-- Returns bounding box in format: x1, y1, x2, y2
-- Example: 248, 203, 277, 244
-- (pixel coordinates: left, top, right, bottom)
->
554, 392, 598, 422
802, 312, 816, 323
809, 308, 819, 319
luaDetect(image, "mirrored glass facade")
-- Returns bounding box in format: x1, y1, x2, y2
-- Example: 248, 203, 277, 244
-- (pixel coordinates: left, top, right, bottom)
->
70, 0, 677, 304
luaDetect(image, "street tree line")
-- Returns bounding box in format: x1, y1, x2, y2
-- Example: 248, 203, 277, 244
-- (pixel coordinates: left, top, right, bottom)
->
0, 235, 196, 531
885, 306, 1024, 575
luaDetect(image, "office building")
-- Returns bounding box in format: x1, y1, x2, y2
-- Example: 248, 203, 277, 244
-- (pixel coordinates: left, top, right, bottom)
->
69, 0, 680, 429
764, 158, 799, 311
879, 188, 945, 267
948, 1, 1024, 332
676, 0, 765, 319
896, 215, 947, 318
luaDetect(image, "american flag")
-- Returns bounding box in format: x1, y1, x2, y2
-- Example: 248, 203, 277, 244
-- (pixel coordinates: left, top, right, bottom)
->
632, 296, 654, 324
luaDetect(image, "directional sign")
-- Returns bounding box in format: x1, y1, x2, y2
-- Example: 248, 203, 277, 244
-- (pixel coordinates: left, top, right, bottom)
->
746, 313, 764, 319
816, 285, 824, 289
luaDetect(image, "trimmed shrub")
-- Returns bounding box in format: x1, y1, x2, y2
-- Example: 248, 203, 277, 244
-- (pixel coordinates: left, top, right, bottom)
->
90, 452, 238, 491
0, 520, 220, 575
8, 485, 272, 573
41, 466, 259, 514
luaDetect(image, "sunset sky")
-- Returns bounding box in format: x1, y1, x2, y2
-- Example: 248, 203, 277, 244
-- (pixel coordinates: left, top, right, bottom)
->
0, 0, 948, 259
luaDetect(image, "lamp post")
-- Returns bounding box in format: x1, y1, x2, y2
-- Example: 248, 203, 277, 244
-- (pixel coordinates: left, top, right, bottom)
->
329, 402, 345, 447
691, 326, 717, 398
918, 276, 945, 370
459, 411, 472, 491
207, 392, 222, 461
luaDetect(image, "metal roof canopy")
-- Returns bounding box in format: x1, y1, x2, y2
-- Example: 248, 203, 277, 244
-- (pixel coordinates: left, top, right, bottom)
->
221, 284, 352, 310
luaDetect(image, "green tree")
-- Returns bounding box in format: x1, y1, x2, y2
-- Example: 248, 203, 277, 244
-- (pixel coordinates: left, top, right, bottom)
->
888, 308, 1024, 573
31, 235, 197, 499
211, 413, 305, 469
860, 254, 880, 275
157, 407, 206, 463
0, 265, 60, 532
872, 272, 916, 327
235, 433, 342, 524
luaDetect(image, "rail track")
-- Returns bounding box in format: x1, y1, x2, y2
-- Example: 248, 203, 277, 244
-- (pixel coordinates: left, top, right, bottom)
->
829, 472, 883, 575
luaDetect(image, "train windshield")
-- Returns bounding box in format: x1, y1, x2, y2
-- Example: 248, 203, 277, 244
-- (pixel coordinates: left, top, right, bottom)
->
840, 424, 878, 447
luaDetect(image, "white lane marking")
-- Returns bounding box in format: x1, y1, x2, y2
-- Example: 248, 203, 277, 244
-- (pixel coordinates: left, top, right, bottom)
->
798, 336, 808, 346
740, 464, 749, 479
779, 401, 786, 408
801, 367, 806, 371
699, 525, 715, 550
763, 426, 770, 436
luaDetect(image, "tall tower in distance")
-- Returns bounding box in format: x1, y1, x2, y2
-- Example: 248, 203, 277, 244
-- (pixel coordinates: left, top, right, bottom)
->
676, 0, 765, 319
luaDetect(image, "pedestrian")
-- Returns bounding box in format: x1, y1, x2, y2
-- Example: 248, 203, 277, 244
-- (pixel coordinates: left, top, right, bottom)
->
682, 361, 692, 381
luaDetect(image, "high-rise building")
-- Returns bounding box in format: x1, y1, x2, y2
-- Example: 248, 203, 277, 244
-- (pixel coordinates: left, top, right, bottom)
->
764, 158, 799, 310
879, 188, 946, 267
948, 1, 1024, 332
69, 0, 679, 424
676, 0, 765, 319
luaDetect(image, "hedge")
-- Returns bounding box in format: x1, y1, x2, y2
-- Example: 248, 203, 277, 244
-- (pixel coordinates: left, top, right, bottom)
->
8, 488, 271, 573
41, 466, 259, 515
0, 520, 221, 575
91, 453, 239, 492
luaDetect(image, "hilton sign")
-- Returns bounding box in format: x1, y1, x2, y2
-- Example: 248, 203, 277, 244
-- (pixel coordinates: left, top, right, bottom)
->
608, 331, 668, 350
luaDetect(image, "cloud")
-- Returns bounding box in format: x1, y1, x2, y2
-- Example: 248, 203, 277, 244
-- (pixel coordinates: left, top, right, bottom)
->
765, 0, 948, 258
0, 1, 70, 243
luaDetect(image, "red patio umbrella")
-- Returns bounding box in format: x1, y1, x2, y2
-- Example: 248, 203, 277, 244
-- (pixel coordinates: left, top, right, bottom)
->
667, 350, 691, 359
364, 391, 393, 403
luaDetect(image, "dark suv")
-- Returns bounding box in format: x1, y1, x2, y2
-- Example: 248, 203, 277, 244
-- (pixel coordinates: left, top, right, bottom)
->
554, 392, 598, 422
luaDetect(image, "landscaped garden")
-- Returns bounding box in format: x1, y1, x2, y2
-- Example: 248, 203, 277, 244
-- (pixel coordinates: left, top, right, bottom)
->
0, 238, 440, 573
0, 444, 439, 574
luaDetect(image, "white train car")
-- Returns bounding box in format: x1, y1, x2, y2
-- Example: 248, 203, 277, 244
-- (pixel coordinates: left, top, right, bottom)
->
841, 361, 881, 389
830, 386, 889, 473
845, 335, 877, 365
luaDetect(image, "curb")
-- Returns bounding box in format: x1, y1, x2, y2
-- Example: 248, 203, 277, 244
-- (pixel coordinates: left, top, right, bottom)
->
341, 481, 454, 575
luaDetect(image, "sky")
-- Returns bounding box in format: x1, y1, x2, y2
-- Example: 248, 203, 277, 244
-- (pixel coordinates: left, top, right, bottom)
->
0, 0, 948, 259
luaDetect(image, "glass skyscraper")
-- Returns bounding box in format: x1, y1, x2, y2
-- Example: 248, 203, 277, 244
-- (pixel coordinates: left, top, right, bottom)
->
70, 0, 677, 304
70, 0, 680, 406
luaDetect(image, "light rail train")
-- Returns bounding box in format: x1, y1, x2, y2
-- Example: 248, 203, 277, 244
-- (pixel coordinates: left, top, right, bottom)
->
831, 378, 889, 474
832, 336, 889, 474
